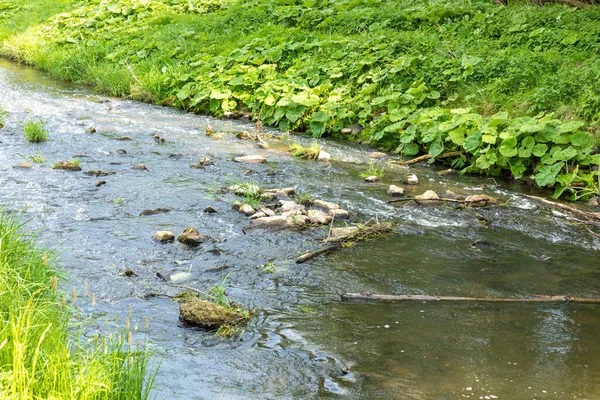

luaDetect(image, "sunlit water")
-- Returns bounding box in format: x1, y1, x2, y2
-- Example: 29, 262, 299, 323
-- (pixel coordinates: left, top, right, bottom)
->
1, 58, 599, 399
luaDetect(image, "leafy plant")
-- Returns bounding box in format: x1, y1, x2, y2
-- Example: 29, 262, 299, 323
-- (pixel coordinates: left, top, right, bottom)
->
27, 151, 46, 163
23, 119, 47, 143
289, 141, 321, 160
360, 161, 385, 179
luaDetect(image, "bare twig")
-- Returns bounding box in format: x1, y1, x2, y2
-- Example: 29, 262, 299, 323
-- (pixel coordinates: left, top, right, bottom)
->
395, 151, 464, 166
341, 293, 600, 304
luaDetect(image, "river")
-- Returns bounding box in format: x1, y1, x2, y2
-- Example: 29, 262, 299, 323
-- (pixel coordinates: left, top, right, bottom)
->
1, 58, 599, 399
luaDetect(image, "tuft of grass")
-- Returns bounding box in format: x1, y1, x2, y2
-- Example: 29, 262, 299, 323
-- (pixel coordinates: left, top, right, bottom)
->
0, 212, 156, 399
360, 161, 385, 179
289, 141, 321, 160
294, 192, 314, 206
23, 119, 47, 143
0, 106, 6, 128
68, 158, 80, 166
27, 151, 46, 163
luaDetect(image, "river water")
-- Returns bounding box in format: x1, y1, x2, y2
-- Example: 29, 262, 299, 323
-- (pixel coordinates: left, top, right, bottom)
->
1, 58, 600, 399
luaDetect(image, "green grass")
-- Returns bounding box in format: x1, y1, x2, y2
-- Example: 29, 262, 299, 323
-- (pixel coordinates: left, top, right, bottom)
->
1, 0, 600, 197
26, 151, 46, 163
0, 213, 156, 399
360, 161, 385, 179
289, 141, 321, 160
0, 106, 6, 128
22, 119, 47, 143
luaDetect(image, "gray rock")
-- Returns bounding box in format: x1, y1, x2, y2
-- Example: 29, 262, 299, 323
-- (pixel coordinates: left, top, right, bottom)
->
403, 173, 419, 185
317, 150, 331, 162
307, 209, 333, 225
313, 199, 340, 211
328, 209, 350, 219
415, 190, 440, 200
239, 203, 256, 215
234, 155, 266, 163
369, 151, 387, 159
464, 194, 497, 206
364, 175, 379, 182
132, 163, 148, 171
52, 161, 81, 171
153, 231, 175, 242
203, 205, 218, 213
179, 298, 244, 329
177, 227, 208, 246
387, 185, 405, 196
250, 216, 291, 229
340, 124, 363, 135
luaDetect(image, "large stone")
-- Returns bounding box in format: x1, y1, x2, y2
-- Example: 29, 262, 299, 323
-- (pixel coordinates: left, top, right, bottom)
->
403, 173, 419, 185
415, 190, 440, 200
288, 214, 311, 226
234, 155, 266, 164
179, 298, 244, 329
280, 200, 305, 215
387, 185, 405, 196
236, 130, 253, 140
464, 194, 497, 206
329, 226, 359, 239
52, 161, 81, 171
177, 227, 208, 246
317, 150, 331, 162
363, 175, 379, 182
239, 203, 256, 215
132, 163, 148, 171
153, 231, 175, 242
204, 205, 218, 213
340, 124, 363, 135
264, 187, 295, 199
14, 162, 33, 169
328, 209, 350, 219
313, 199, 340, 211
250, 216, 291, 229
307, 209, 333, 225
369, 151, 387, 159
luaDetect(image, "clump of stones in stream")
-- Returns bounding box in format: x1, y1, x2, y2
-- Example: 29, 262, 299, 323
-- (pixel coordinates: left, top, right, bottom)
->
52, 161, 81, 171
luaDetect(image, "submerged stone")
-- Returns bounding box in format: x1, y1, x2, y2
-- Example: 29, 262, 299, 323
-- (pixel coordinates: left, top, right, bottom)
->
464, 194, 497, 206
329, 209, 350, 219
179, 298, 244, 329
234, 155, 266, 163
153, 231, 175, 242
403, 173, 419, 185
317, 150, 331, 162
369, 151, 387, 159
52, 161, 81, 171
363, 175, 379, 182
387, 185, 404, 196
177, 227, 208, 246
14, 162, 33, 169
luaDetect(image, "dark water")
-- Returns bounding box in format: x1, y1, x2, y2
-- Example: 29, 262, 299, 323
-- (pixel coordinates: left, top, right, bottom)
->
1, 58, 600, 399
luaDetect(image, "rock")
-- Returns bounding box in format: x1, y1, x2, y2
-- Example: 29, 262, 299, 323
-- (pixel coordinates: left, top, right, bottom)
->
52, 161, 81, 171
363, 175, 379, 182
439, 168, 457, 176
257, 141, 269, 149
177, 227, 208, 246
236, 131, 253, 140
249, 211, 267, 220
288, 214, 310, 226
199, 157, 213, 166
328, 209, 350, 219
464, 194, 497, 206
264, 187, 295, 199
153, 231, 175, 242
415, 190, 440, 200
84, 170, 115, 177
387, 185, 405, 196
234, 155, 266, 164
330, 226, 359, 238
132, 163, 148, 171
86, 127, 96, 134
340, 124, 363, 135
444, 190, 458, 199
115, 136, 133, 141
116, 149, 127, 154
232, 201, 242, 211
369, 151, 387, 159
403, 173, 419, 185
307, 209, 333, 225
259, 206, 275, 217
96, 180, 106, 187
279, 200, 305, 215
170, 272, 192, 283
589, 196, 599, 207
313, 199, 340, 211
260, 192, 277, 201
250, 216, 291, 229
14, 162, 33, 169
139, 208, 170, 216
239, 203, 256, 216
317, 150, 331, 162
229, 184, 261, 196
153, 135, 165, 144
179, 298, 244, 329
203, 206, 218, 213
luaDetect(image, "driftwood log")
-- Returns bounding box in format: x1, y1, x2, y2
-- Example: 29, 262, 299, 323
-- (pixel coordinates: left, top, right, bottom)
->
296, 244, 342, 263
341, 293, 600, 303
524, 194, 600, 226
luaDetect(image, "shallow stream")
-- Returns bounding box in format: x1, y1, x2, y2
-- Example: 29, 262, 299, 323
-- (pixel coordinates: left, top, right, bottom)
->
1, 59, 600, 399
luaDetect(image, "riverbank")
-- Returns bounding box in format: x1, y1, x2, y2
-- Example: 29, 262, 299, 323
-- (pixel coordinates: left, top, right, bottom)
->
1, 0, 599, 199
0, 213, 154, 399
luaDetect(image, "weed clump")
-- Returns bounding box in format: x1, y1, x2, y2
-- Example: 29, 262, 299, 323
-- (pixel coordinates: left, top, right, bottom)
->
23, 119, 47, 143
289, 142, 321, 160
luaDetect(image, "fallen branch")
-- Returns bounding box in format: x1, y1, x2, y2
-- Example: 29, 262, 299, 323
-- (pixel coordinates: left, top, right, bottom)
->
396, 151, 464, 166
296, 244, 342, 263
524, 194, 600, 226
341, 292, 600, 303
325, 222, 392, 243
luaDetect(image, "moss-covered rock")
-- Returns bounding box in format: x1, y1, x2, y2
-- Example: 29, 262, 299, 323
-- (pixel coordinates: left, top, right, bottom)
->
179, 298, 244, 329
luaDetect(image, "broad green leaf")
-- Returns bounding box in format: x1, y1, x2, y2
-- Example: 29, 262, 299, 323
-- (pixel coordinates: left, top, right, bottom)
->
499, 137, 518, 157
558, 120, 585, 133
571, 131, 592, 147
463, 132, 482, 152
518, 136, 535, 158
482, 134, 497, 145
510, 161, 527, 179
552, 146, 578, 162
428, 135, 444, 158
475, 151, 498, 170
291, 92, 320, 107
401, 143, 419, 156
448, 128, 465, 146
531, 143, 548, 157
534, 162, 564, 187
519, 123, 545, 133
210, 88, 231, 100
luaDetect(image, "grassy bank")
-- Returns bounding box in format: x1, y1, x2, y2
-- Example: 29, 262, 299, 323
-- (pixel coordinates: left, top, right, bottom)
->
1, 0, 599, 198
0, 213, 154, 399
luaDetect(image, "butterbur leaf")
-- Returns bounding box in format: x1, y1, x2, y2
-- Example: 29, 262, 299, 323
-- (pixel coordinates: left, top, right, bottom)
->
463, 132, 482, 152
571, 131, 592, 147
531, 143, 548, 157
401, 143, 419, 156
428, 135, 444, 158
518, 136, 535, 158
552, 146, 578, 162
534, 162, 564, 187
510, 161, 527, 179
499, 137, 518, 157
448, 128, 465, 145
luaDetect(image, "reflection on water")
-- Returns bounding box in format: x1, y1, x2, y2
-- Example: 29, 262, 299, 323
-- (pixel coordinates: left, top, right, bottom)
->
1, 58, 600, 399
